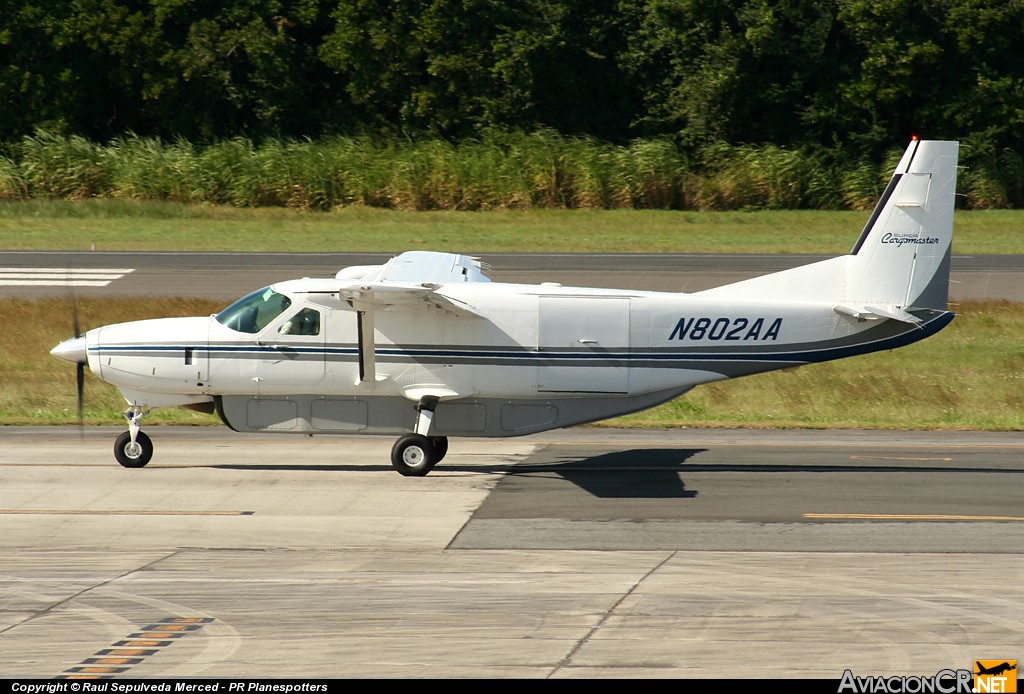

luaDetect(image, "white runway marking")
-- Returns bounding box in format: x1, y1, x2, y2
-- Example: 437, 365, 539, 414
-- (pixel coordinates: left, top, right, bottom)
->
0, 267, 135, 286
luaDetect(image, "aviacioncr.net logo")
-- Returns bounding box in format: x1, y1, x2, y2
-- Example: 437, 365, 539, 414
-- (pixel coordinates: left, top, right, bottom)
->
974, 660, 1017, 693
838, 669, 973, 693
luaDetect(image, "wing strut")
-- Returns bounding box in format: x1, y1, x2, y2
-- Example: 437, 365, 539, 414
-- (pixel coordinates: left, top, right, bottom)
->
356, 308, 376, 384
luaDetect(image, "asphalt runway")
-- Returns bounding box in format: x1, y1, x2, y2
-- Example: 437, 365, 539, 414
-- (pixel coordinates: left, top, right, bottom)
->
2, 250, 1024, 301
1, 427, 1023, 679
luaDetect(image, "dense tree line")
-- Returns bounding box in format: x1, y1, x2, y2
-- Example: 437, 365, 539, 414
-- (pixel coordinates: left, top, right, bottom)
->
2, 0, 1023, 206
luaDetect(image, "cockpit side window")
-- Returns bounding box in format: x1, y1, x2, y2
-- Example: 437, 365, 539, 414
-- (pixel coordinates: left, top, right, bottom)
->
278, 308, 321, 336
215, 288, 292, 334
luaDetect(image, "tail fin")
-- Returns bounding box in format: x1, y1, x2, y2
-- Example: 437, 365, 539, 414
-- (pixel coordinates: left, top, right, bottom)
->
698, 139, 959, 316
845, 139, 958, 310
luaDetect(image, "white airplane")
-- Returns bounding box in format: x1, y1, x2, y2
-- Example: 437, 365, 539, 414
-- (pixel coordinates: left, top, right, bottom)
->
51, 138, 959, 476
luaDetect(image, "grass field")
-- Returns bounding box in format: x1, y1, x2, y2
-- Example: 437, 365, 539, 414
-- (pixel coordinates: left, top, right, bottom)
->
0, 200, 1022, 254
5, 296, 1022, 431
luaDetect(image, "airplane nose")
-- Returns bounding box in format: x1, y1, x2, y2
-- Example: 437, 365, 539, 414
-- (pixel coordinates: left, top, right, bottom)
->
50, 336, 88, 365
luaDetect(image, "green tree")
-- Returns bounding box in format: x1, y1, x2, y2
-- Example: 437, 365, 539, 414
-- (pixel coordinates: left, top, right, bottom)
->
0, 2, 80, 138
936, 0, 1024, 147
0, 0, 349, 141
622, 0, 835, 146
822, 0, 949, 151
120, 0, 348, 140
319, 0, 641, 140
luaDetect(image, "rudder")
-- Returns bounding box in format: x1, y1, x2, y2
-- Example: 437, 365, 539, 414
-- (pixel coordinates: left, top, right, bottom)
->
844, 139, 959, 310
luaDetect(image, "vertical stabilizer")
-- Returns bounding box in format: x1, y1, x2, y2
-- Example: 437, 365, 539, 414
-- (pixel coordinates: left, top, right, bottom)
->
845, 139, 959, 310
696, 140, 959, 313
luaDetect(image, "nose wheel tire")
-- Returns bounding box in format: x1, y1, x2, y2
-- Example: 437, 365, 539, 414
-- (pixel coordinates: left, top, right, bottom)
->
114, 431, 153, 468
391, 434, 438, 476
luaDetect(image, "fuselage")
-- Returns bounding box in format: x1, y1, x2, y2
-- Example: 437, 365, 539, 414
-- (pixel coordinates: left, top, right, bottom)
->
82, 278, 952, 410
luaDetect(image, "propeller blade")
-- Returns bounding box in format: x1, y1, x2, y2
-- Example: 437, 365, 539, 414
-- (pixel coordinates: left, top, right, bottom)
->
71, 292, 81, 338
76, 362, 85, 421
66, 268, 85, 437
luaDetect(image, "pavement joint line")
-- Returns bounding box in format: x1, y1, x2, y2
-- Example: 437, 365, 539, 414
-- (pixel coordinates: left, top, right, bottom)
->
551, 551, 678, 678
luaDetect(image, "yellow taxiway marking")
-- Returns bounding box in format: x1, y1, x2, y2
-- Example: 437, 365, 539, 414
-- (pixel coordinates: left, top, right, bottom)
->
0, 509, 252, 515
849, 455, 953, 461
805, 513, 1024, 522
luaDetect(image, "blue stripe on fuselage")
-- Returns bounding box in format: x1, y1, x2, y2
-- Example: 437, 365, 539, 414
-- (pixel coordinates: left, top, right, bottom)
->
89, 311, 952, 367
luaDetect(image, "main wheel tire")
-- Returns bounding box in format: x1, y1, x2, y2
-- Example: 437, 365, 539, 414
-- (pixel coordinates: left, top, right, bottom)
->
430, 436, 449, 463
391, 434, 437, 477
114, 431, 153, 468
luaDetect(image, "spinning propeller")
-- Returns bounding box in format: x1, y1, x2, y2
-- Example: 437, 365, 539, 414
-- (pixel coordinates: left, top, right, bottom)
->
73, 295, 84, 425
51, 293, 88, 429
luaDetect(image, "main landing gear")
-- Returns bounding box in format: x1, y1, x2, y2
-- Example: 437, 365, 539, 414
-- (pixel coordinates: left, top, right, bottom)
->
114, 405, 154, 468
390, 396, 448, 476
390, 434, 449, 476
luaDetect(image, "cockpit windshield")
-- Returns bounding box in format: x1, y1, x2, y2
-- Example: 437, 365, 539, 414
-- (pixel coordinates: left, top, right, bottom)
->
215, 287, 292, 334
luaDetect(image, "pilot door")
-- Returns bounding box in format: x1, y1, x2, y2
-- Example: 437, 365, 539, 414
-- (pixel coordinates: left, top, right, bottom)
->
250, 306, 327, 394
537, 296, 630, 394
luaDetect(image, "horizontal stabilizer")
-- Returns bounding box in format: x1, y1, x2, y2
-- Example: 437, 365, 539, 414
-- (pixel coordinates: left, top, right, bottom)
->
833, 303, 922, 325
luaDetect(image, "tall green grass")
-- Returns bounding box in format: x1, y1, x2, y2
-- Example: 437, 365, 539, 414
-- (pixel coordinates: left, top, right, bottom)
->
2, 131, 1017, 212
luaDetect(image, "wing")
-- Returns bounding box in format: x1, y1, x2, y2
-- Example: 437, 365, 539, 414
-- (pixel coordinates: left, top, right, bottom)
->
338, 281, 482, 317
355, 250, 491, 284
297, 251, 490, 317
291, 251, 491, 385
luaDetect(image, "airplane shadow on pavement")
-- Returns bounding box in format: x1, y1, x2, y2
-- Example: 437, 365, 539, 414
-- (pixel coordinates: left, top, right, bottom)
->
507, 447, 705, 499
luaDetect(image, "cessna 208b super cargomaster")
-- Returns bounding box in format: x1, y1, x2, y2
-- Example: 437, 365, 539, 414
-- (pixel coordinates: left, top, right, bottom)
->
51, 139, 959, 476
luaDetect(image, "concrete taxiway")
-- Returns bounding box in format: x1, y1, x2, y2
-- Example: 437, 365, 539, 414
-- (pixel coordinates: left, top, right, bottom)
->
1, 427, 1022, 679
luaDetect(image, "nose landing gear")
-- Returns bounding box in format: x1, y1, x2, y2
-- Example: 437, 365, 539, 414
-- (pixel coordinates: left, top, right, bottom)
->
114, 405, 154, 468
